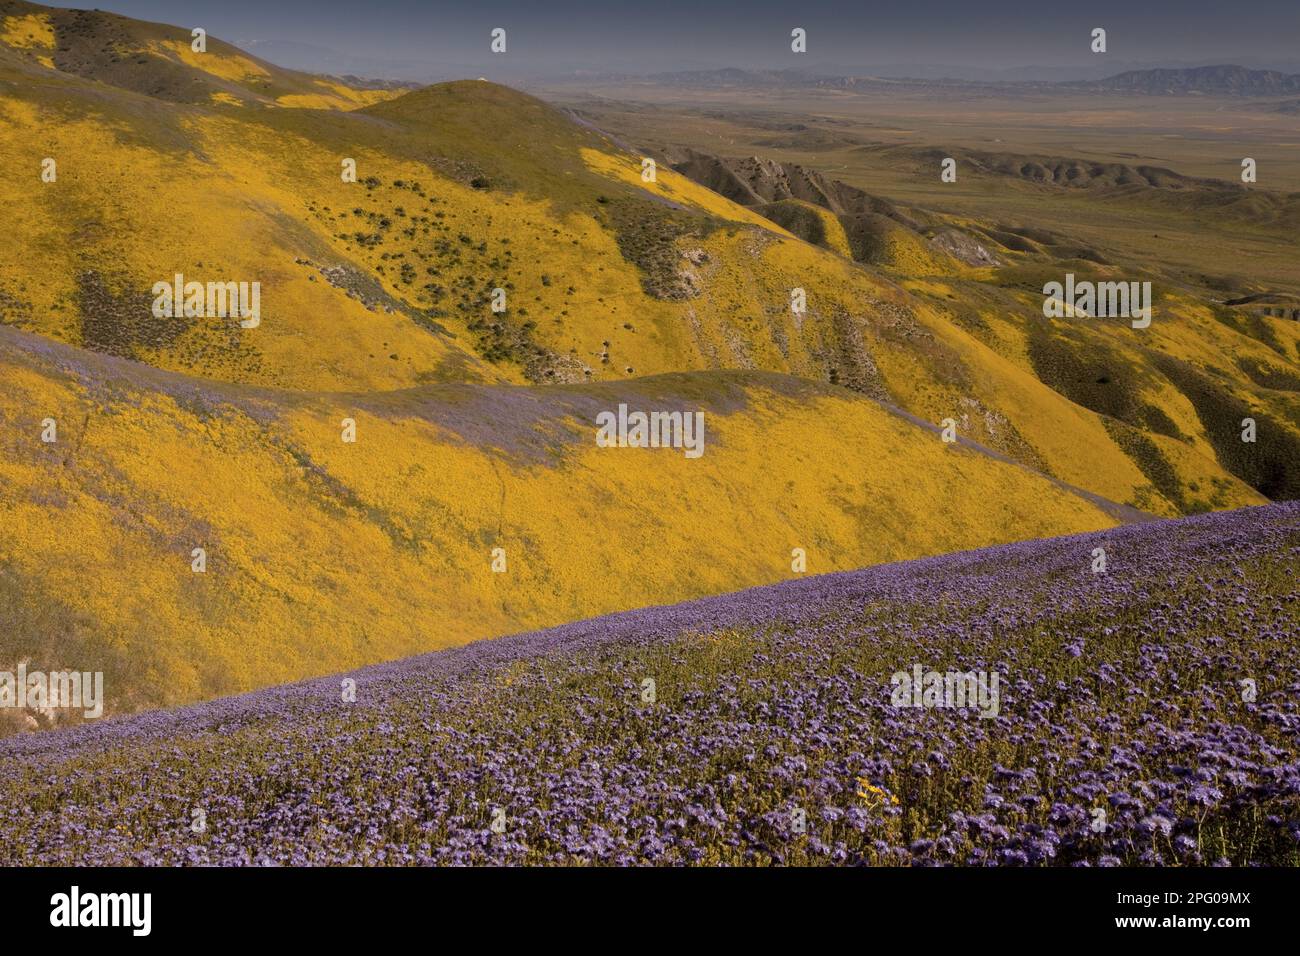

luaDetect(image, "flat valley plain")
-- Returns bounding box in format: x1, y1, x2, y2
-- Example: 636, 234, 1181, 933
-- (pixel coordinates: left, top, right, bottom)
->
543, 82, 1300, 295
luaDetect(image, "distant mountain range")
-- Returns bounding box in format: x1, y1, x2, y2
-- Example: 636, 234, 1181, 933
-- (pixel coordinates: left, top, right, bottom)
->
1077, 64, 1300, 96
555, 64, 1300, 97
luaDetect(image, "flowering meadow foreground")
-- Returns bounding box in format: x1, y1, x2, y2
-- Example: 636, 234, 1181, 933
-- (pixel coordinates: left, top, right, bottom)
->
2, 503, 1298, 866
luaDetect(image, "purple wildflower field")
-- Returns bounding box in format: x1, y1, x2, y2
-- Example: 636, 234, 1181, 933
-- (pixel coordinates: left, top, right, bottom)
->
2, 503, 1297, 866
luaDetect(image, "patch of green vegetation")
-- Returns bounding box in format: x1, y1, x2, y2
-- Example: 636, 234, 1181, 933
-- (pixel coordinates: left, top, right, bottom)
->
981, 228, 1040, 254
76, 270, 186, 357
467, 312, 543, 366
756, 200, 828, 247
1026, 322, 1177, 435
0, 285, 34, 328
1237, 355, 1300, 392
1208, 305, 1287, 357
605, 197, 718, 300
359, 82, 621, 212
1102, 417, 1185, 511
838, 213, 895, 264
1138, 403, 1186, 441
992, 262, 1105, 296
1155, 354, 1300, 500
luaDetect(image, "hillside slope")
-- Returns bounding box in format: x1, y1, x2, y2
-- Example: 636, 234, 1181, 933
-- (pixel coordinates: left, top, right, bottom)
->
650, 144, 1300, 511
1, 502, 1295, 865
0, 0, 398, 107
0, 3, 1294, 726
0, 3, 1289, 519
0, 322, 1132, 724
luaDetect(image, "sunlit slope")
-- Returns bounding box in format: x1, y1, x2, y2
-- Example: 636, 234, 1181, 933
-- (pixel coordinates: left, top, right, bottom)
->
657, 149, 1295, 514
0, 58, 925, 393
0, 43, 515, 390
475, 129, 1273, 517
0, 326, 1125, 725
0, 0, 398, 107
0, 3, 1288, 517
894, 268, 1300, 511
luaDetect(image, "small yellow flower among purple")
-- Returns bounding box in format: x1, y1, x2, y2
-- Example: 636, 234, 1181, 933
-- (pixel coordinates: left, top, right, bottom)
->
856, 778, 899, 809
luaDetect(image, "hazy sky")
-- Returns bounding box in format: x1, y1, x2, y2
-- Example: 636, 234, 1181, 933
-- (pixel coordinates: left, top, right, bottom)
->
89, 1, 1300, 78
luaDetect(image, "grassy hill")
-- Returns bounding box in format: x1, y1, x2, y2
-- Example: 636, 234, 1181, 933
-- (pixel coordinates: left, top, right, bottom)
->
2, 502, 1295, 864
0, 0, 398, 107
646, 146, 1300, 512
0, 323, 1127, 725
0, 4, 1289, 518
0, 3, 1294, 722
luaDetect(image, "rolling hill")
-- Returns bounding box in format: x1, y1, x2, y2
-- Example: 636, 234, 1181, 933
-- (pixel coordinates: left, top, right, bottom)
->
2, 502, 1295, 863
0, 9, 1286, 515
0, 320, 1130, 727
0, 0, 399, 107
0, 2, 1296, 722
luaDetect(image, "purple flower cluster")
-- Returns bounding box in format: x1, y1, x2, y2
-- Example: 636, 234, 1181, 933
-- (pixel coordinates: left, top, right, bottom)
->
1, 502, 1297, 866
